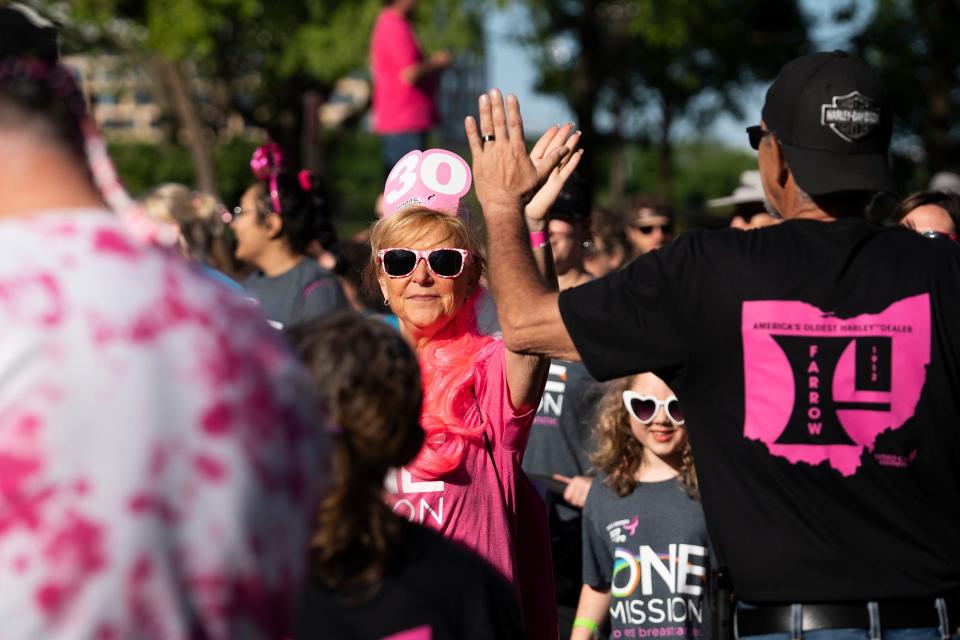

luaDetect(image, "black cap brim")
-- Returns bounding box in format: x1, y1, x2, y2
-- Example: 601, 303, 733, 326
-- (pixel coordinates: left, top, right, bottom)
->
0, 6, 59, 63
779, 141, 896, 196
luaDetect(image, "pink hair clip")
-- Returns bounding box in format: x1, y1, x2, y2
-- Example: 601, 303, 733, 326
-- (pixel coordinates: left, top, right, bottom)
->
250, 143, 283, 214
298, 169, 312, 192
382, 149, 472, 217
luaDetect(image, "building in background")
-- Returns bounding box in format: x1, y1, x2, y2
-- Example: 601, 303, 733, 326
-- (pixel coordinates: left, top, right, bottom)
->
65, 54, 164, 142
65, 54, 255, 144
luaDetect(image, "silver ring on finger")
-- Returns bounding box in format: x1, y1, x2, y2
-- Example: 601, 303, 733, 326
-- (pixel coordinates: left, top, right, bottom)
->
481, 133, 496, 143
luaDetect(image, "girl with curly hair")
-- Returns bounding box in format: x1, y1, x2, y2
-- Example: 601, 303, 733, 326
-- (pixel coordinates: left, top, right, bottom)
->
571, 372, 710, 640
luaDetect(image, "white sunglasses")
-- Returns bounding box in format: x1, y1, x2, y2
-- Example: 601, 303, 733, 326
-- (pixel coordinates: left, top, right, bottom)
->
622, 391, 685, 425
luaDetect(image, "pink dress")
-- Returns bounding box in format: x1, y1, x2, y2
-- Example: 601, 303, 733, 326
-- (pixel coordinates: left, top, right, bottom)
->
0, 209, 329, 639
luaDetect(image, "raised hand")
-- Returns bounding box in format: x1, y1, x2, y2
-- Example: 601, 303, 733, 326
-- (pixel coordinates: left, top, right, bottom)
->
525, 124, 584, 224
464, 89, 570, 213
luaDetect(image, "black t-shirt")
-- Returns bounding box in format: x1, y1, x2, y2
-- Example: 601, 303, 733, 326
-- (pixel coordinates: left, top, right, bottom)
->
523, 359, 602, 520
296, 520, 524, 639
558, 219, 960, 602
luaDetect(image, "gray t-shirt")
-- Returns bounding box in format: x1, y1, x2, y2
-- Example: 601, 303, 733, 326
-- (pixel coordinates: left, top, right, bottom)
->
583, 478, 710, 640
522, 359, 602, 520
243, 258, 348, 329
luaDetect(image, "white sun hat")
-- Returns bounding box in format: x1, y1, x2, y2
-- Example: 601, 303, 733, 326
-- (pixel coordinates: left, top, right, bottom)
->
708, 170, 766, 208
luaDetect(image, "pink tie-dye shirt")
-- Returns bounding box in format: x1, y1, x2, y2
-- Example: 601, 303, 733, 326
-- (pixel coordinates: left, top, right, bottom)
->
0, 209, 329, 639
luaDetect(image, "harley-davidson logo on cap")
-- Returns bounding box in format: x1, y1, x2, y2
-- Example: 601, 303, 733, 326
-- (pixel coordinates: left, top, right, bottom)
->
820, 91, 881, 143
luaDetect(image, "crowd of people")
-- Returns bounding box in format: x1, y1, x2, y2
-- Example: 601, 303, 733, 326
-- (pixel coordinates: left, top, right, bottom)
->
2, 1, 960, 639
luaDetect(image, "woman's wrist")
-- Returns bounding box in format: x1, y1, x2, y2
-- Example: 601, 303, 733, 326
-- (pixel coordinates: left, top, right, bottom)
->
526, 215, 548, 249
529, 229, 548, 249
525, 216, 546, 232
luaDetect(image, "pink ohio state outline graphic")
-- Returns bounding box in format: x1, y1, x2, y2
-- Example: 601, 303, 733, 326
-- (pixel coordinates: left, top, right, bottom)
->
741, 294, 930, 476
383, 625, 432, 640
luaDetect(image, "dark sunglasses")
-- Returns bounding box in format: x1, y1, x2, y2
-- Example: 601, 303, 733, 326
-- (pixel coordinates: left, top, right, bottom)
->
622, 391, 685, 424
746, 125, 771, 150
919, 230, 959, 243
378, 247, 470, 279
634, 223, 673, 236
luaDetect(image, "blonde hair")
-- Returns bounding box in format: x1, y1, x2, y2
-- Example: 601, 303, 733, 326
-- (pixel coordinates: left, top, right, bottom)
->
590, 375, 699, 499
141, 183, 199, 226
140, 183, 239, 275
367, 208, 492, 479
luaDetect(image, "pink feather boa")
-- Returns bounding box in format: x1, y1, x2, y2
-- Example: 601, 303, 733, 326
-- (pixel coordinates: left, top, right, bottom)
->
408, 290, 495, 479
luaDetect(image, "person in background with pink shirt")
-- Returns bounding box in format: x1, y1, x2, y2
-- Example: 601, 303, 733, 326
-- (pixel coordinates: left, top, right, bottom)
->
370, 0, 451, 175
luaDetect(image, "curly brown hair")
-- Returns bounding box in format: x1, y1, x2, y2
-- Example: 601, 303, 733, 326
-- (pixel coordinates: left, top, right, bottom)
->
291, 311, 425, 596
590, 375, 699, 500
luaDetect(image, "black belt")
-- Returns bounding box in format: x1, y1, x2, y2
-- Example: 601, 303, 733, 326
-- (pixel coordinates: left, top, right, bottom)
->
736, 596, 960, 637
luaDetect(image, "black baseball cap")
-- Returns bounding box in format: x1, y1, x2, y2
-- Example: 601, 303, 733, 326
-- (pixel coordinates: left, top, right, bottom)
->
761, 50, 895, 196
548, 171, 590, 223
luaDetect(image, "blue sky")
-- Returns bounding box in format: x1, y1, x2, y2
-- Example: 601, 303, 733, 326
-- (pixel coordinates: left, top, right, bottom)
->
485, 0, 874, 149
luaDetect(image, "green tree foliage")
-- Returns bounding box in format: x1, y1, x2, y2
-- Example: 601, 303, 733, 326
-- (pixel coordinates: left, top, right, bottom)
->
851, 0, 960, 187
65, 0, 485, 83
592, 139, 756, 208
108, 138, 259, 202
52, 0, 487, 190
520, 0, 809, 202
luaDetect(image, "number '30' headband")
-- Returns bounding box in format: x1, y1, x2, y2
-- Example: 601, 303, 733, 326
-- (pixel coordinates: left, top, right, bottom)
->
383, 149, 472, 218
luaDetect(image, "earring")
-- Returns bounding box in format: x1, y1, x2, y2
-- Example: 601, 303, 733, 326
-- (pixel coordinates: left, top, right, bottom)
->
383, 297, 390, 307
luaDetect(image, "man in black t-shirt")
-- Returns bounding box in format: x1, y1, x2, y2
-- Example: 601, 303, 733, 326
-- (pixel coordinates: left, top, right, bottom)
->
464, 52, 960, 638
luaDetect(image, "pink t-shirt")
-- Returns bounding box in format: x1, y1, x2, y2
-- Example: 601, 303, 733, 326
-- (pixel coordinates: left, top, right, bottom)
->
370, 7, 439, 134
0, 210, 329, 639
384, 340, 533, 584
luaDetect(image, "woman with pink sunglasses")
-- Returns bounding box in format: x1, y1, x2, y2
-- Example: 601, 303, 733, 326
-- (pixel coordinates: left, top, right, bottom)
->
366, 122, 582, 639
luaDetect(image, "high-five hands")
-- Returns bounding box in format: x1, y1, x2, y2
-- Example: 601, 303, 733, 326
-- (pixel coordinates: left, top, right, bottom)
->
464, 89, 572, 213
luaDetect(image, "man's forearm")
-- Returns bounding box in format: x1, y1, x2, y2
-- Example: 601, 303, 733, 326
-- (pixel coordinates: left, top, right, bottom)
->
485, 201, 564, 354
467, 89, 582, 361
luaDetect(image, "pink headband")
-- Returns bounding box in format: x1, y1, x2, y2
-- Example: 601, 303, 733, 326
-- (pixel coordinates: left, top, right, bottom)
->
250, 143, 284, 214
383, 149, 472, 217
249, 144, 316, 214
